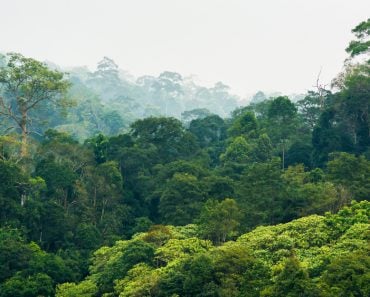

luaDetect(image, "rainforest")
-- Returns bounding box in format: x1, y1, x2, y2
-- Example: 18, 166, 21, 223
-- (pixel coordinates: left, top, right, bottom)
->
0, 9, 369, 297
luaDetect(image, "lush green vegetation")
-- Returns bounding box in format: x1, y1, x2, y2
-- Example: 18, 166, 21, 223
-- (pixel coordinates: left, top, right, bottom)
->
56, 201, 370, 297
0, 19, 369, 297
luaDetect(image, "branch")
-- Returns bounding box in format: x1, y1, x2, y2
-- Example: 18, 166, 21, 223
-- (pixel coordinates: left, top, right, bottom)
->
0, 96, 22, 127
25, 88, 57, 112
312, 68, 329, 109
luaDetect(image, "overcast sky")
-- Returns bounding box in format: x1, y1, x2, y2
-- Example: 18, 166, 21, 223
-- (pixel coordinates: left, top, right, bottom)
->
1, 0, 369, 96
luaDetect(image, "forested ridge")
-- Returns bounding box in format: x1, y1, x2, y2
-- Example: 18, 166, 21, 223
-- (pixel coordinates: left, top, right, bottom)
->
0, 19, 369, 297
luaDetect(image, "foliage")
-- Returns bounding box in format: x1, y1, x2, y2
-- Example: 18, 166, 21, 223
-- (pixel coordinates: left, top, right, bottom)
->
55, 201, 370, 297
0, 20, 369, 297
197, 198, 242, 244
0, 53, 70, 156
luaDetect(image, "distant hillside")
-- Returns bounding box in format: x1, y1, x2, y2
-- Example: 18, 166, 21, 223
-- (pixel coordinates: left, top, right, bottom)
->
49, 57, 239, 140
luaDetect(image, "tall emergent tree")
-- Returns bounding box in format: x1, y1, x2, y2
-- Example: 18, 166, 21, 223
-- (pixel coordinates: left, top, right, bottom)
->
346, 18, 370, 59
0, 53, 70, 156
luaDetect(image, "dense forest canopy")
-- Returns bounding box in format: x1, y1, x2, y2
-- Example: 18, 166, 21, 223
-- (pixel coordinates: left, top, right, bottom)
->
0, 18, 369, 297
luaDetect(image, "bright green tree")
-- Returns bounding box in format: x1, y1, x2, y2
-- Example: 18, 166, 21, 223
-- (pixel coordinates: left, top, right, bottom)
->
261, 255, 319, 297
221, 136, 253, 164
197, 198, 242, 244
56, 280, 97, 297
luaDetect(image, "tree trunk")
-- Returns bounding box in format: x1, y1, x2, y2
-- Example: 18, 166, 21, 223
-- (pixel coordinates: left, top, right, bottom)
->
20, 110, 28, 157
21, 194, 26, 206
93, 186, 97, 208
281, 140, 285, 170
64, 189, 68, 212
100, 199, 108, 223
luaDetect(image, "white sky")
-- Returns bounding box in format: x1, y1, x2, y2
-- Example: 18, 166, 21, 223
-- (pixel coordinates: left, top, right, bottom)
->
0, 0, 369, 96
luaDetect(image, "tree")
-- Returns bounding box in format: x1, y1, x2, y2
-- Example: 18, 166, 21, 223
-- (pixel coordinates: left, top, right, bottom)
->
181, 108, 211, 127
228, 111, 258, 138
312, 108, 346, 166
189, 114, 226, 147
182, 254, 217, 296
281, 165, 339, 221
86, 161, 127, 240
159, 173, 206, 225
0, 160, 27, 225
338, 66, 370, 153
0, 273, 54, 297
0, 228, 32, 282
252, 133, 273, 162
0, 135, 22, 163
346, 18, 370, 59
250, 91, 267, 104
56, 280, 98, 297
297, 90, 327, 130
237, 158, 284, 227
326, 152, 370, 201
189, 114, 227, 165
95, 240, 155, 294
0, 53, 70, 156
130, 117, 198, 162
221, 136, 253, 164
197, 198, 242, 244
114, 263, 160, 297
319, 251, 370, 297
261, 255, 319, 297
266, 96, 298, 143
285, 141, 313, 168
85, 133, 109, 164
93, 57, 120, 83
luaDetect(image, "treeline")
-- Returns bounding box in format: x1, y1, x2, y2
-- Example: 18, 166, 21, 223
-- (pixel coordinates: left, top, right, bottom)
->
0, 19, 369, 296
